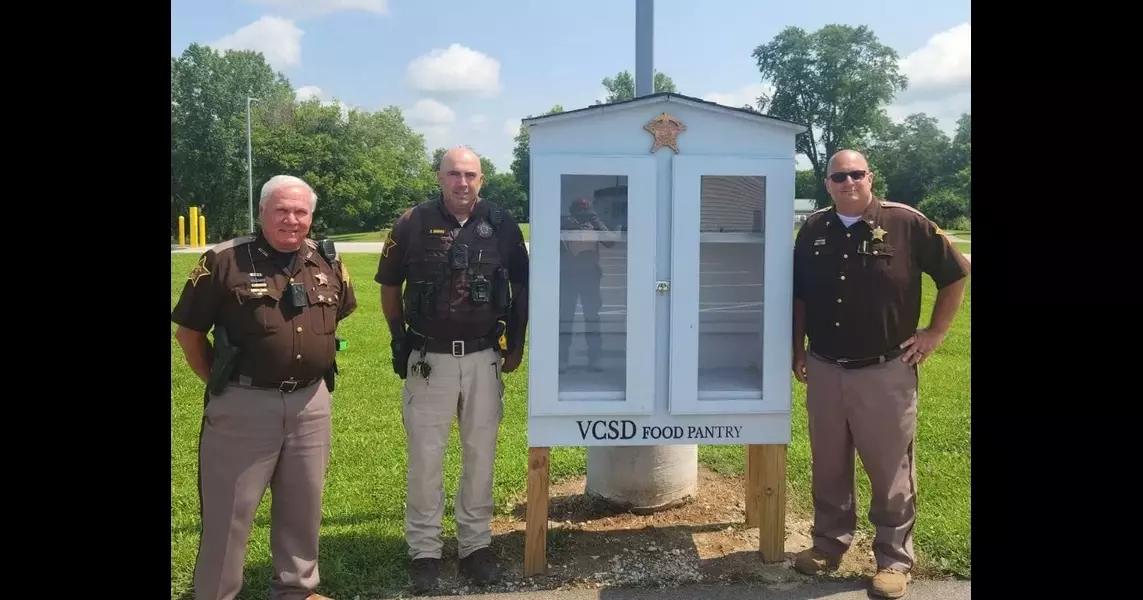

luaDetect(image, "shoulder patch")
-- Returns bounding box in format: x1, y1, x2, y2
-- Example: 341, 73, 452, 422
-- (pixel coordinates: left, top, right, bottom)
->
382, 227, 397, 258
188, 253, 211, 286
210, 235, 256, 255
340, 261, 351, 286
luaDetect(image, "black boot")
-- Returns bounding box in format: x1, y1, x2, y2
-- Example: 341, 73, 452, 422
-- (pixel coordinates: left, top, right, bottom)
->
458, 547, 501, 585
409, 557, 441, 595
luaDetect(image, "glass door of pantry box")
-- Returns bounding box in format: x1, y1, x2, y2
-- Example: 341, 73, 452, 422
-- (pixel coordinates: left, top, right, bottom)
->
667, 155, 795, 416
528, 155, 658, 416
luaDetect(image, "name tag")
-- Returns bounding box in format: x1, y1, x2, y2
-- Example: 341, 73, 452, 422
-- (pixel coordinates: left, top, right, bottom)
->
814, 238, 826, 246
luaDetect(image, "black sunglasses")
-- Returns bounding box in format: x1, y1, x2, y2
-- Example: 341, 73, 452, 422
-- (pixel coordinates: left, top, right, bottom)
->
828, 170, 868, 183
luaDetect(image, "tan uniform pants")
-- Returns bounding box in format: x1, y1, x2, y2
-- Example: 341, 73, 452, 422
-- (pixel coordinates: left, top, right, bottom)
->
402, 347, 505, 560
193, 379, 333, 600
805, 352, 918, 573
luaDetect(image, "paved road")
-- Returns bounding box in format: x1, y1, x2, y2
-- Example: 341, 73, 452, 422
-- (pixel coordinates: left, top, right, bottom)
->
428, 579, 971, 600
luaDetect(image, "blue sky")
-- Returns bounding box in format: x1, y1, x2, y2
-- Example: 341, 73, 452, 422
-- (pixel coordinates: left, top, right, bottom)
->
171, 0, 971, 173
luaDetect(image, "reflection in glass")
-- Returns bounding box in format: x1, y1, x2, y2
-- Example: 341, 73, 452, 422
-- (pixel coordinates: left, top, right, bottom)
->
558, 174, 628, 399
697, 175, 765, 397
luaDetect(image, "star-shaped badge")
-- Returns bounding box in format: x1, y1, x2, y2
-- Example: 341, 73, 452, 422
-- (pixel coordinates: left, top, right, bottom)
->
315, 272, 328, 286
644, 112, 687, 153
871, 226, 887, 242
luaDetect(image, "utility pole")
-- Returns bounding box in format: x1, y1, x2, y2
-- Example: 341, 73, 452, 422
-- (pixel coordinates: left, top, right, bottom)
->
246, 95, 259, 233
585, 0, 699, 514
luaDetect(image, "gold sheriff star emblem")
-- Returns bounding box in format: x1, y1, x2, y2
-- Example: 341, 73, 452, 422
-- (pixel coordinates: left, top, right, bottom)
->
644, 112, 686, 153
871, 226, 887, 241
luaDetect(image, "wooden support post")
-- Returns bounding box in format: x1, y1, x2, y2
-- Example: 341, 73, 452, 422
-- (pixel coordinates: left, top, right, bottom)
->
745, 444, 762, 527
524, 447, 550, 576
753, 443, 787, 562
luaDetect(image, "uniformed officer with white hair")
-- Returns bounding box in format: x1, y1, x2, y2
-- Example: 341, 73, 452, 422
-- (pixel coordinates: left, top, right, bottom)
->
173, 174, 357, 600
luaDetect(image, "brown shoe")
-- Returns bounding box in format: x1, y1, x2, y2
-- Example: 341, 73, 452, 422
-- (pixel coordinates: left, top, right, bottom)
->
792, 547, 840, 575
871, 568, 910, 598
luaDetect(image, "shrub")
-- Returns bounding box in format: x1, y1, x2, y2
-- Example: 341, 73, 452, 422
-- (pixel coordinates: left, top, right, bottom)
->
916, 189, 970, 229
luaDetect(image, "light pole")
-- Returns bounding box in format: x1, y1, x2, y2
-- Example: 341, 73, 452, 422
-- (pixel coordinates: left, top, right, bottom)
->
246, 95, 259, 233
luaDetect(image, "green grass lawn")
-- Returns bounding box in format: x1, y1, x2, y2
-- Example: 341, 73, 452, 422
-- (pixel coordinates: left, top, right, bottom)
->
170, 253, 970, 598
954, 242, 971, 254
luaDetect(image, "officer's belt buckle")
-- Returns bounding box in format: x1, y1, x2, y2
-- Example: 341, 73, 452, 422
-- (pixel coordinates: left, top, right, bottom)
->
279, 379, 300, 393
451, 340, 466, 357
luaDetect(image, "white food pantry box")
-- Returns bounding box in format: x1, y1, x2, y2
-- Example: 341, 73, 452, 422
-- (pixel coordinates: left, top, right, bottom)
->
522, 92, 808, 448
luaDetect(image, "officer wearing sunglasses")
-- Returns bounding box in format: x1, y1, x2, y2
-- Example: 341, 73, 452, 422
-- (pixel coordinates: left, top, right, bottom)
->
789, 150, 970, 599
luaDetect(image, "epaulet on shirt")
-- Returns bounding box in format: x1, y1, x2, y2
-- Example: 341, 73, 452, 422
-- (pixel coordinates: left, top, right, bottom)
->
880, 201, 945, 233
880, 200, 928, 218
305, 238, 318, 250
804, 206, 831, 224
209, 235, 257, 255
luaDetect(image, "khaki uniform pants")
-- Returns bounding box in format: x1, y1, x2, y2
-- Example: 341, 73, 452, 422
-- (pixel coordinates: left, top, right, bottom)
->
805, 352, 918, 572
193, 379, 333, 600
402, 347, 504, 560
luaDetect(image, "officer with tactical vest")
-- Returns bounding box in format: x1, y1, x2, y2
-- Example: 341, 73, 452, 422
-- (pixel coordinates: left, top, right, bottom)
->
172, 174, 357, 600
374, 147, 529, 594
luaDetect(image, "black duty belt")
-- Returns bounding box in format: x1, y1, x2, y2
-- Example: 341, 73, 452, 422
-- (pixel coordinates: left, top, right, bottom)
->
810, 346, 905, 370
409, 333, 497, 357
231, 374, 322, 393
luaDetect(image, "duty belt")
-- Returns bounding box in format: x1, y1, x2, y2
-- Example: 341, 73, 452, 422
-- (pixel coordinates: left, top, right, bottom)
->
231, 374, 322, 393
409, 331, 497, 357
810, 346, 905, 370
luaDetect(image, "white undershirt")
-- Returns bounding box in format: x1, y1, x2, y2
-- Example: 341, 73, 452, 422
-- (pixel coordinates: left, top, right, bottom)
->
837, 213, 862, 227
457, 218, 467, 227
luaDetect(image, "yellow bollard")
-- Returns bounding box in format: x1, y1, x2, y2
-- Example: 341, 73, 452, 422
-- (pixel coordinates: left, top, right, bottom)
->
178, 216, 186, 246
189, 207, 199, 248
199, 215, 207, 247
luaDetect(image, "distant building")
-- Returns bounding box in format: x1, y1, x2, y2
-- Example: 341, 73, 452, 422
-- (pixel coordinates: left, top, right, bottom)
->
794, 198, 817, 225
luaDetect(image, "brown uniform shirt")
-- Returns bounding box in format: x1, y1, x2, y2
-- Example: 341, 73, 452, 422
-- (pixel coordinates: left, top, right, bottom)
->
374, 197, 529, 346
171, 233, 358, 382
793, 199, 970, 360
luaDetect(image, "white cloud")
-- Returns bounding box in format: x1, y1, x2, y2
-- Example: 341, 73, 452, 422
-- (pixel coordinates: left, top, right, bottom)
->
208, 16, 304, 71
898, 23, 970, 97
468, 114, 488, 132
889, 23, 971, 133
406, 98, 456, 126
405, 98, 457, 151
405, 44, 502, 98
503, 118, 521, 139
295, 85, 327, 102
294, 85, 353, 121
247, 0, 388, 17
703, 22, 971, 137
702, 82, 772, 110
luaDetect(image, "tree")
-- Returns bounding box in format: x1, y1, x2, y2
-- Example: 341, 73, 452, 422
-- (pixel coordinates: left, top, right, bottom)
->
866, 113, 952, 205
595, 69, 677, 104
430, 146, 496, 177
481, 172, 529, 222
509, 104, 564, 197
171, 43, 294, 239
751, 25, 908, 207
171, 41, 439, 241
